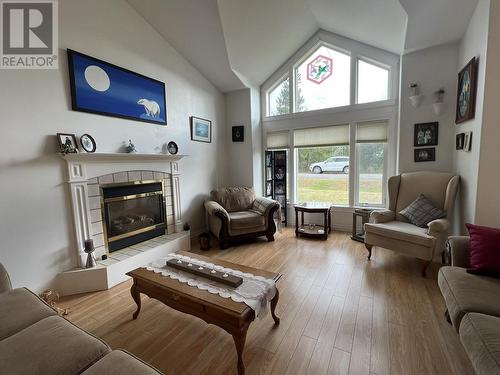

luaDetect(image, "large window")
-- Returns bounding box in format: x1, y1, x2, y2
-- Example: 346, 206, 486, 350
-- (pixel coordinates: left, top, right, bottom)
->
263, 32, 398, 209
293, 125, 350, 205
295, 45, 351, 112
268, 76, 289, 116
357, 59, 389, 104
265, 39, 396, 117
355, 121, 388, 206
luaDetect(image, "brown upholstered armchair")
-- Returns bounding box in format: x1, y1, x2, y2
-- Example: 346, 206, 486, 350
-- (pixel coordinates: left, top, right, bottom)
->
204, 187, 280, 249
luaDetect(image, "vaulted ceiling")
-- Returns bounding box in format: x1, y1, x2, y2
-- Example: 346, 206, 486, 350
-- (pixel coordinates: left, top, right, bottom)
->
127, 0, 479, 93
400, 0, 478, 52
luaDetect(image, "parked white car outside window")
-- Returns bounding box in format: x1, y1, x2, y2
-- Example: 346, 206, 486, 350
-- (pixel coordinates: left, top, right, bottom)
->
309, 157, 349, 174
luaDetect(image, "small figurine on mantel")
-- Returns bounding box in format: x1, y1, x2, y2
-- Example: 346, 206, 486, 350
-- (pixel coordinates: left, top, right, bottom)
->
125, 139, 137, 153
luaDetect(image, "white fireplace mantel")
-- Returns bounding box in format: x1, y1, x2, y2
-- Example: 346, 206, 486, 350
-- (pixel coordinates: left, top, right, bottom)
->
59, 152, 187, 268
59, 152, 187, 181
59, 152, 186, 162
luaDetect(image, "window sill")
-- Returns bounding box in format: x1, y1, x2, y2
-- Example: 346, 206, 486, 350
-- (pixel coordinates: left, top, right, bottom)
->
263, 99, 397, 123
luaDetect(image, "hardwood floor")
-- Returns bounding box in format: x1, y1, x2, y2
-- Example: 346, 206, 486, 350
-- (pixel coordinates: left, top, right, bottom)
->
59, 229, 474, 375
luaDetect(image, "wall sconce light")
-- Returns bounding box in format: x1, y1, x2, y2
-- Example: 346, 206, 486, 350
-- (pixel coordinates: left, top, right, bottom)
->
432, 88, 445, 116
409, 83, 423, 108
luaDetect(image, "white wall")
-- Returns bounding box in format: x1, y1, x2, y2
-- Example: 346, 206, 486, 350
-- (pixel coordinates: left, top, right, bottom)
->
0, 0, 225, 291
398, 43, 458, 173
250, 86, 263, 195
453, 0, 490, 232
224, 89, 254, 187
474, 0, 500, 227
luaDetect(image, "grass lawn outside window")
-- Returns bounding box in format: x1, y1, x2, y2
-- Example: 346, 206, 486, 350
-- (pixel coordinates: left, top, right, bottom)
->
297, 173, 382, 205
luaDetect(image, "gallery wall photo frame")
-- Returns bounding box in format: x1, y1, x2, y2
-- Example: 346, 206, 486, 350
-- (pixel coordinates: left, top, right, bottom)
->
232, 125, 244, 142
190, 116, 212, 143
414, 122, 439, 147
456, 56, 478, 124
414, 148, 435, 162
67, 49, 167, 125
463, 131, 473, 152
456, 133, 465, 150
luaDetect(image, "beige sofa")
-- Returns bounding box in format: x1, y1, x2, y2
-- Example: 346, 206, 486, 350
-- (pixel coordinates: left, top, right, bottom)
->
438, 237, 500, 375
205, 187, 280, 249
0, 263, 163, 375
364, 171, 459, 276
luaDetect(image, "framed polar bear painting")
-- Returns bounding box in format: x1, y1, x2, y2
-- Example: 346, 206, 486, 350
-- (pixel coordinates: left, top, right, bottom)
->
67, 49, 167, 125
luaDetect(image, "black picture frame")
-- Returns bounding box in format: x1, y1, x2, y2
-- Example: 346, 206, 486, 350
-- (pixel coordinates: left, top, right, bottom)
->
414, 122, 438, 147
464, 132, 473, 152
67, 49, 167, 125
190, 116, 212, 143
456, 57, 478, 124
167, 141, 178, 155
456, 133, 465, 150
232, 126, 244, 142
414, 148, 435, 162
57, 133, 78, 151
80, 133, 96, 153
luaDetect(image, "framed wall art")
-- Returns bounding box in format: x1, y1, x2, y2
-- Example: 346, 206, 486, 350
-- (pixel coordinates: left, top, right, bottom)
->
414, 148, 435, 162
456, 133, 465, 150
414, 122, 438, 147
232, 126, 244, 142
463, 131, 473, 152
190, 116, 212, 143
80, 134, 96, 153
57, 133, 78, 154
67, 49, 167, 125
456, 57, 478, 124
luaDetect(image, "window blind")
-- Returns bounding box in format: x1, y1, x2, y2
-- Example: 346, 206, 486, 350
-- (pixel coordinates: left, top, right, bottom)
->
293, 124, 349, 147
356, 120, 388, 143
266, 131, 290, 149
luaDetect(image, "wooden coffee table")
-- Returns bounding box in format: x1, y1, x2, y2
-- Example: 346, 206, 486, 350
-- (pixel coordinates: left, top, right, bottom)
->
126, 251, 281, 375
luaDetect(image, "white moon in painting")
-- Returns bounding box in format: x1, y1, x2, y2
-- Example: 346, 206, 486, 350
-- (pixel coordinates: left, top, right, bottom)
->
84, 65, 110, 92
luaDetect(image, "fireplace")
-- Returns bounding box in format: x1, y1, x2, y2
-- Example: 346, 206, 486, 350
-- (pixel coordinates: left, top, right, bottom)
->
101, 181, 166, 252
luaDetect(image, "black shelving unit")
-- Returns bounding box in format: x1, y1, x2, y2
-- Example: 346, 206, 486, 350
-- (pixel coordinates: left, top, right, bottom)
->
265, 150, 287, 226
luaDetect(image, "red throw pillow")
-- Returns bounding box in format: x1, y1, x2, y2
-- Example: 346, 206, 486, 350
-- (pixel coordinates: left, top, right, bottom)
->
466, 223, 500, 277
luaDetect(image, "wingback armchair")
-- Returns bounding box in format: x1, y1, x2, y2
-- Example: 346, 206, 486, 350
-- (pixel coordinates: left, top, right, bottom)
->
205, 187, 280, 249
364, 171, 460, 276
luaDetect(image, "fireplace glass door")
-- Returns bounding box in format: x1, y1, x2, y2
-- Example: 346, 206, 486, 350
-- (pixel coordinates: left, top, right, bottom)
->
106, 195, 164, 238
102, 182, 166, 252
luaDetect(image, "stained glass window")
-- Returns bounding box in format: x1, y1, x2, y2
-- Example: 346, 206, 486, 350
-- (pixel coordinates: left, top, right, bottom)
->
295, 45, 350, 112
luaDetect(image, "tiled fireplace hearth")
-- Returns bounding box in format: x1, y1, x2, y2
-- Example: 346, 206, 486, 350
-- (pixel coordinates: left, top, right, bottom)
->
57, 153, 191, 295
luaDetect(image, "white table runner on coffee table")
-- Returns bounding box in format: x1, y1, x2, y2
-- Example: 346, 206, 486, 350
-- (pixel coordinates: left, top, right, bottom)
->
146, 253, 277, 317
